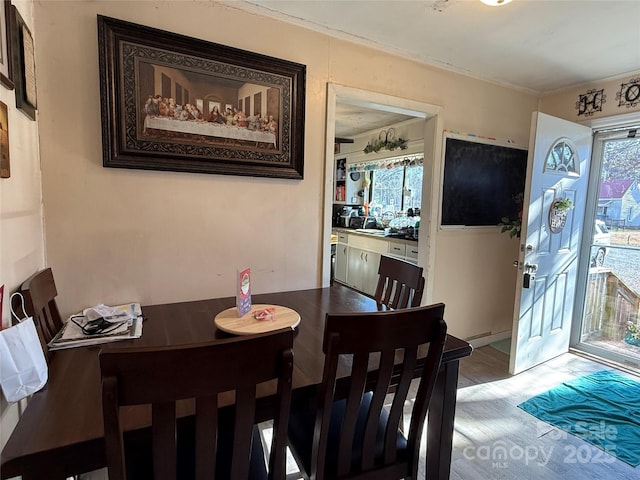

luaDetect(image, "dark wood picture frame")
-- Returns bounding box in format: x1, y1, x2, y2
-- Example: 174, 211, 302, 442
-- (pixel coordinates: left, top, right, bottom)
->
10, 5, 36, 120
97, 15, 306, 179
0, 100, 9, 178
0, 1, 14, 90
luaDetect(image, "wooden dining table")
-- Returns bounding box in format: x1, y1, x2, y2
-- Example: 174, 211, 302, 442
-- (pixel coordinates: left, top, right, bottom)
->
0, 284, 472, 480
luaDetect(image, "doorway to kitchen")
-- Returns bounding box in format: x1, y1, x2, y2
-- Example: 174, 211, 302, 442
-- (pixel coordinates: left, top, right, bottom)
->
322, 84, 442, 302
574, 120, 640, 371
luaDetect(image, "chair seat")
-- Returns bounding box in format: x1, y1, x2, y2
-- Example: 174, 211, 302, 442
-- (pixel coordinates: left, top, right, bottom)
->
288, 392, 408, 478
123, 415, 268, 480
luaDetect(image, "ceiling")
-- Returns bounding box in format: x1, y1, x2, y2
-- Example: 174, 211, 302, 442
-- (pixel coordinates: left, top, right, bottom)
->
236, 0, 639, 95
231, 0, 640, 137
335, 103, 418, 139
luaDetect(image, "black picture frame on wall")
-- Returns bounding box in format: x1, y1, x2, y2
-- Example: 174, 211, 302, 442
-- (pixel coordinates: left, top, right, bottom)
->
97, 15, 306, 179
0, 100, 9, 178
10, 5, 36, 120
0, 1, 14, 90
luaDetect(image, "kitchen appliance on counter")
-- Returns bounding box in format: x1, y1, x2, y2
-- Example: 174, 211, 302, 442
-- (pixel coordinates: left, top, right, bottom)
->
348, 216, 365, 229
363, 217, 378, 229
333, 204, 364, 227
348, 216, 378, 230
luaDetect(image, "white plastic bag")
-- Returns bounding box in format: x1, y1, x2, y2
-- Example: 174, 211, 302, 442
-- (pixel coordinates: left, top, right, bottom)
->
0, 293, 48, 403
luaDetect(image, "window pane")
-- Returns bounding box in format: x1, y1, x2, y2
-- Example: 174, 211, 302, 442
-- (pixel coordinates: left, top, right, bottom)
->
404, 166, 423, 211
371, 168, 403, 214
545, 140, 578, 174
370, 166, 423, 214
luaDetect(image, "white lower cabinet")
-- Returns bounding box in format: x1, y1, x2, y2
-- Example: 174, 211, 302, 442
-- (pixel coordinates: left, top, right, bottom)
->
335, 242, 348, 283
406, 244, 419, 264
347, 248, 381, 296
388, 242, 406, 258
347, 247, 365, 291
333, 230, 418, 296
362, 250, 381, 296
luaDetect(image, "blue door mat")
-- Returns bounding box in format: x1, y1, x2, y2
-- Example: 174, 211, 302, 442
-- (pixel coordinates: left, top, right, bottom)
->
518, 370, 640, 467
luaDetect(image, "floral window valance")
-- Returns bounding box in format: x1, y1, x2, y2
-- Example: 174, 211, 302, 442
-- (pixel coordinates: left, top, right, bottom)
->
347, 154, 424, 173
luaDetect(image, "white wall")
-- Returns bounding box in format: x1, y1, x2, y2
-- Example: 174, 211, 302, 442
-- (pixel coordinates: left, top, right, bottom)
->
6, 0, 637, 456
0, 0, 45, 452
540, 72, 640, 122
33, 1, 538, 346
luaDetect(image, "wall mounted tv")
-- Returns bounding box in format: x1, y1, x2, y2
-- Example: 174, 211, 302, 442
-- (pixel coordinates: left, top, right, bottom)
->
440, 133, 528, 227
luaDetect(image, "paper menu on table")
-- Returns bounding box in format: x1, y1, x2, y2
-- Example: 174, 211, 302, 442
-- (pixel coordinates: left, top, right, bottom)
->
236, 268, 252, 317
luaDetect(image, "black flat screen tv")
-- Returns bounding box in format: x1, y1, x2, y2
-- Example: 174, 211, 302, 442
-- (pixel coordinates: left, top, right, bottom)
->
440, 134, 528, 227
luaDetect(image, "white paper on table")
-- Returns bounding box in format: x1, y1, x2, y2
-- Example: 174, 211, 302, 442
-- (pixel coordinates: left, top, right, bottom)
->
48, 303, 143, 350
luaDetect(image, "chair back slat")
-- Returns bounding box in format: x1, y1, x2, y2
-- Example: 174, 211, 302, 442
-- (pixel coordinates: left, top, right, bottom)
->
100, 328, 294, 480
406, 344, 445, 450
312, 335, 341, 480
311, 304, 447, 479
20, 268, 64, 362
336, 352, 368, 476
102, 375, 127, 480
152, 401, 177, 480
374, 256, 425, 310
384, 348, 417, 464
270, 348, 293, 479
361, 350, 395, 469
195, 396, 218, 478
232, 385, 258, 479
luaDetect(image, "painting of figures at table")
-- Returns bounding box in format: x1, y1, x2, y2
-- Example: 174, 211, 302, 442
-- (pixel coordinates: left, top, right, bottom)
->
99, 15, 305, 179
138, 63, 281, 151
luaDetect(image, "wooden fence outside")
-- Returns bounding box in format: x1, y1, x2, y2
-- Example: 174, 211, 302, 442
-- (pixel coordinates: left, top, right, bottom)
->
581, 268, 640, 342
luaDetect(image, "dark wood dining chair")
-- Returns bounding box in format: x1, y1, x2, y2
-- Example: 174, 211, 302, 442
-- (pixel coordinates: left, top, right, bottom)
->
287, 304, 447, 480
99, 328, 295, 480
19, 267, 64, 362
374, 255, 425, 310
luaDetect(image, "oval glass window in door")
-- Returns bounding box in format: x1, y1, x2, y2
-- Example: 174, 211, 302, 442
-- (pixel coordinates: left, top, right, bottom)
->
544, 138, 579, 175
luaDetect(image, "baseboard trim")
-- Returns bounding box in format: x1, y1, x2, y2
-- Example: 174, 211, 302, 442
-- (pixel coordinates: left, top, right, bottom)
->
467, 330, 511, 349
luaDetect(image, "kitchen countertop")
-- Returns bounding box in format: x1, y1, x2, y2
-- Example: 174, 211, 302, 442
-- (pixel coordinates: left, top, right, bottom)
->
332, 227, 418, 243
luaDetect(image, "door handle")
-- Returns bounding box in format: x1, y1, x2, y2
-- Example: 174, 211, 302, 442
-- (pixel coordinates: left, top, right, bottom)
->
523, 263, 538, 289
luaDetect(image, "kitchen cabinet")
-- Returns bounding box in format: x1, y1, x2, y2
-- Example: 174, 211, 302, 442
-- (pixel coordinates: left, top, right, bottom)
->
406, 245, 419, 263
388, 242, 406, 258
335, 235, 348, 284
388, 240, 419, 264
347, 247, 381, 296
332, 229, 419, 295
363, 250, 382, 295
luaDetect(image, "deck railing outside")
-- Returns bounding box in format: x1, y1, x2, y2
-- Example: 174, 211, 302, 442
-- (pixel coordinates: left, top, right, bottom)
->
581, 268, 640, 343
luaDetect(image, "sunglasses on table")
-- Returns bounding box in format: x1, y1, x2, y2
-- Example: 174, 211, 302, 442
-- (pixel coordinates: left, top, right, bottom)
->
70, 313, 129, 336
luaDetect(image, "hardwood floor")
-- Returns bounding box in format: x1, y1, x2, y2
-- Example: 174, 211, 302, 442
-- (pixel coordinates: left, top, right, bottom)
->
444, 345, 639, 480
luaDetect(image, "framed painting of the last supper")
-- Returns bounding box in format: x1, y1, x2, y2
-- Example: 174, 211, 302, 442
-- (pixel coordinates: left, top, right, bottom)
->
98, 15, 306, 179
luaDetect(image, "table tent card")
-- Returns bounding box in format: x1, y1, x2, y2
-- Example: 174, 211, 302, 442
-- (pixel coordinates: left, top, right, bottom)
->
236, 268, 252, 317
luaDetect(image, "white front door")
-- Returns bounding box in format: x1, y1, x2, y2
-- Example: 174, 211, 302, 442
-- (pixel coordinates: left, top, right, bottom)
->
509, 112, 593, 375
